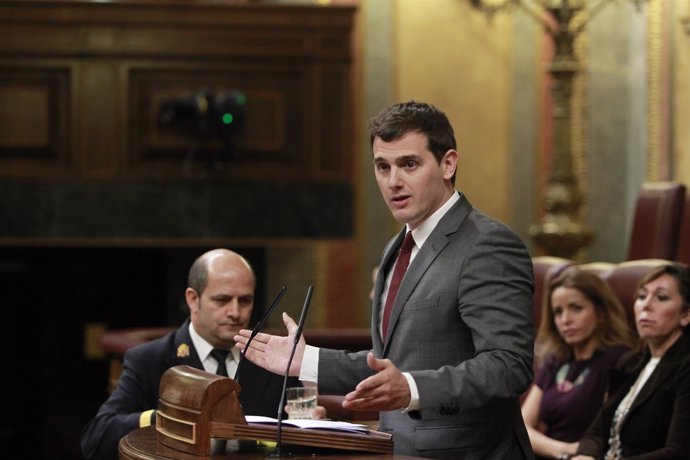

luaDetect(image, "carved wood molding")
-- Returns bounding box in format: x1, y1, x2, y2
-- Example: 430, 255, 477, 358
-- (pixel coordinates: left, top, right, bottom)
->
0, 1, 354, 60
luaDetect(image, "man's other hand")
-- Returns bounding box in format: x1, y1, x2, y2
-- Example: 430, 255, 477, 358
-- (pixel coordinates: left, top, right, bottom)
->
342, 352, 411, 412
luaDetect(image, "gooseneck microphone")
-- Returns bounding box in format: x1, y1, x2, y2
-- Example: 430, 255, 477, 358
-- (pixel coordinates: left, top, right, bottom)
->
268, 285, 314, 458
234, 286, 287, 383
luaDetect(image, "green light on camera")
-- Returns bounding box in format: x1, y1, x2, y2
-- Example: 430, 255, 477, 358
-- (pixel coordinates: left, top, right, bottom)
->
222, 113, 234, 125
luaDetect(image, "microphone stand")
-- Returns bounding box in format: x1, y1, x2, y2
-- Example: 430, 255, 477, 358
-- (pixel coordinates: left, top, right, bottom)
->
234, 286, 287, 383
267, 285, 313, 458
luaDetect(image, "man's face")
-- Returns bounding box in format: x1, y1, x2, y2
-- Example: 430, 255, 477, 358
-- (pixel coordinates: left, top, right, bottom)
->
187, 257, 254, 349
373, 131, 457, 230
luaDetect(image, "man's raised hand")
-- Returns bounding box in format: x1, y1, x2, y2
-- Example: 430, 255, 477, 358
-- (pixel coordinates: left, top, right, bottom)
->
234, 312, 306, 376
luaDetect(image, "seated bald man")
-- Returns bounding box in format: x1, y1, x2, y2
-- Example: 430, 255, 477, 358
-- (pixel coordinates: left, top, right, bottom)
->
81, 249, 302, 460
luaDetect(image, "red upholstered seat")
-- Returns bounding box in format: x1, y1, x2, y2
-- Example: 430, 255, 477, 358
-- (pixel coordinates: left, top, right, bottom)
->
578, 261, 615, 277
628, 182, 686, 260
99, 326, 176, 357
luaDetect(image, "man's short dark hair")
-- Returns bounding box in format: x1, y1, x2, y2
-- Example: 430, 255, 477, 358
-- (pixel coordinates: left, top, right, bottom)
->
187, 255, 209, 295
367, 100, 457, 167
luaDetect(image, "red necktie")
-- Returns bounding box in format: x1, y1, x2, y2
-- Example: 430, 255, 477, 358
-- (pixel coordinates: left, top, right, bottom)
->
382, 231, 415, 339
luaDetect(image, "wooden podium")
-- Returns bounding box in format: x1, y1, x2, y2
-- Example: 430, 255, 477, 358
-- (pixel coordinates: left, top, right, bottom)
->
120, 426, 431, 460
136, 365, 394, 459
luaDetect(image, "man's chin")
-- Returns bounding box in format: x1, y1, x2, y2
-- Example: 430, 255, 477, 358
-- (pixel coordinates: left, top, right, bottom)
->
390, 210, 408, 224
219, 329, 241, 342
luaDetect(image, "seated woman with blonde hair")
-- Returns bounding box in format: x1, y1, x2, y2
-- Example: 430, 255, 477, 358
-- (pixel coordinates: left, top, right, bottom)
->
574, 263, 690, 460
522, 267, 635, 459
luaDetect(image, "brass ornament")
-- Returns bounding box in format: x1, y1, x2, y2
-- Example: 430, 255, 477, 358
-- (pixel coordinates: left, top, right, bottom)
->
177, 343, 190, 358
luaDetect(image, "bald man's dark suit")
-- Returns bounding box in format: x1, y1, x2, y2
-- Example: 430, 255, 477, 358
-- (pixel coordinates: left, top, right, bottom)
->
81, 318, 294, 460
318, 194, 535, 459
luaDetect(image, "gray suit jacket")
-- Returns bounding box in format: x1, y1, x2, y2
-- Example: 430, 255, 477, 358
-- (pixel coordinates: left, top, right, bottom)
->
319, 194, 535, 459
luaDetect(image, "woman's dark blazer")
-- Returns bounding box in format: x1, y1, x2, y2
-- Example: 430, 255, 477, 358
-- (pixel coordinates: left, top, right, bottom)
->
577, 332, 690, 459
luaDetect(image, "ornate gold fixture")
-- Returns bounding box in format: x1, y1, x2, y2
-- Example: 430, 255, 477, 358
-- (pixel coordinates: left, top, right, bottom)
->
469, 0, 644, 259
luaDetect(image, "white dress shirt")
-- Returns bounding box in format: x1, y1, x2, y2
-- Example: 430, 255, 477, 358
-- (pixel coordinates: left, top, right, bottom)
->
189, 322, 240, 377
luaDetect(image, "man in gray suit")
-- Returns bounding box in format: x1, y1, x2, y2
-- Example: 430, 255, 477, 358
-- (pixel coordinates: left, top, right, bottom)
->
236, 101, 535, 459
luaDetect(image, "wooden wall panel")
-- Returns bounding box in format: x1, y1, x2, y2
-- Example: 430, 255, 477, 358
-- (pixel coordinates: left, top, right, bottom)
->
0, 65, 71, 177
0, 1, 355, 183
126, 64, 312, 180
317, 65, 352, 178
79, 62, 122, 178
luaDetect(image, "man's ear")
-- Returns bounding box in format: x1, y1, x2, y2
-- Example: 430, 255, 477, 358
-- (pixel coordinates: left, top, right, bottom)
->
441, 149, 458, 180
185, 287, 199, 314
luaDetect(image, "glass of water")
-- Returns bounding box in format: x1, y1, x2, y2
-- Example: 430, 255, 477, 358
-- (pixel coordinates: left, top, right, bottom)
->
285, 387, 318, 419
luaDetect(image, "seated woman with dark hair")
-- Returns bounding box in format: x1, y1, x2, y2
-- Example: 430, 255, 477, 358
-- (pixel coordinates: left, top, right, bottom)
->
522, 267, 635, 459
574, 263, 690, 460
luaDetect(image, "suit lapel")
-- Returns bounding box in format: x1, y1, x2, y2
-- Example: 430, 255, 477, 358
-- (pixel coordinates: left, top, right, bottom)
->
167, 318, 204, 370
626, 334, 689, 416
382, 195, 473, 353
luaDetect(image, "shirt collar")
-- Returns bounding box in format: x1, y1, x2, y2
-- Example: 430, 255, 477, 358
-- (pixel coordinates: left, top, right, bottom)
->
189, 321, 214, 361
407, 190, 459, 249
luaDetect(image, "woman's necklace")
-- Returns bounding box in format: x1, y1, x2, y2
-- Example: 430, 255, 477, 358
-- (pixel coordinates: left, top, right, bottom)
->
555, 362, 590, 393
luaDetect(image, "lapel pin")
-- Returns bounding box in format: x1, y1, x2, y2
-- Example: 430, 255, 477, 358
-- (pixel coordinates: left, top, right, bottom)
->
176, 343, 190, 358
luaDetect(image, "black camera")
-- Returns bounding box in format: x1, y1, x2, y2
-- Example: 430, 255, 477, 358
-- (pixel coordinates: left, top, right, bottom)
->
159, 89, 246, 144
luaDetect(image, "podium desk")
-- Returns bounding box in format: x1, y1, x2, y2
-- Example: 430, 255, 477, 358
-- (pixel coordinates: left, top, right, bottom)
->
119, 426, 427, 460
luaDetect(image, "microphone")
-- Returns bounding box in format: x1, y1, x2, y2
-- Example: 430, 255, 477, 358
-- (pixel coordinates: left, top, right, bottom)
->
234, 286, 287, 383
268, 285, 314, 458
